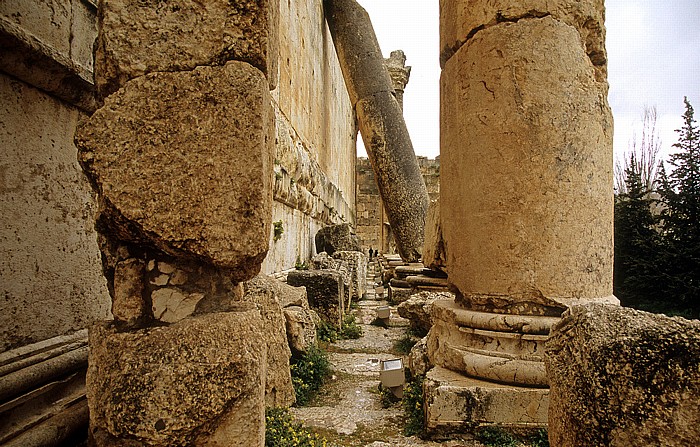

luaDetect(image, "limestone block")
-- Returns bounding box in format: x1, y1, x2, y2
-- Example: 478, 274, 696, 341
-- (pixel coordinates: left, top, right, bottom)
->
95, 0, 279, 98
0, 74, 110, 353
76, 62, 274, 281
87, 309, 266, 447
333, 251, 368, 300
287, 270, 345, 328
284, 306, 318, 354
311, 252, 339, 270
387, 286, 413, 305
397, 291, 453, 334
441, 17, 614, 311
242, 275, 297, 407
151, 288, 205, 324
422, 199, 447, 272
407, 337, 431, 377
439, 0, 608, 82
315, 224, 362, 256
112, 259, 146, 324
424, 367, 549, 435
545, 304, 700, 447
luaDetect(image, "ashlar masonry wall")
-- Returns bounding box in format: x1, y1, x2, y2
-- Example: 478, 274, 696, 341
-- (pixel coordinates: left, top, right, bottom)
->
262, 0, 357, 274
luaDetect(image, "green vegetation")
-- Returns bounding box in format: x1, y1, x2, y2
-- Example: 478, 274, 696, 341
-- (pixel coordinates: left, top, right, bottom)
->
615, 98, 700, 318
339, 314, 363, 339
265, 408, 329, 447
295, 256, 309, 270
529, 428, 550, 447
393, 333, 417, 355
290, 345, 331, 406
273, 220, 284, 242
476, 427, 519, 447
378, 384, 401, 408
316, 320, 338, 343
402, 372, 425, 436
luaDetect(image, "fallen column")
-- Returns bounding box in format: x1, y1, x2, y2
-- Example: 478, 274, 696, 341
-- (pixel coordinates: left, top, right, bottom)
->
324, 0, 429, 262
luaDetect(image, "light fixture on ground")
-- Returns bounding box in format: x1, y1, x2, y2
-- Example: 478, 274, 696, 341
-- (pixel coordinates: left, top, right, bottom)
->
380, 358, 405, 398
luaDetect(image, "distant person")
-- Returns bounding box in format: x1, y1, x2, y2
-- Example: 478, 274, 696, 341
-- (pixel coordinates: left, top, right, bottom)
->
369, 247, 374, 259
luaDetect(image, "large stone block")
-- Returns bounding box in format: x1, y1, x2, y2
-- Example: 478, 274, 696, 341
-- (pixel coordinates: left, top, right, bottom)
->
441, 17, 614, 312
422, 199, 446, 272
439, 0, 608, 82
242, 275, 300, 407
546, 304, 700, 447
87, 309, 266, 447
333, 250, 367, 300
95, 0, 279, 98
424, 367, 548, 435
315, 224, 361, 256
287, 269, 345, 328
76, 62, 274, 281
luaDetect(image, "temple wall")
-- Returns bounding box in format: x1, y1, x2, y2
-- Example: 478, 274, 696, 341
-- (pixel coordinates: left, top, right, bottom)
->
262, 0, 356, 274
1, 0, 357, 350
0, 0, 110, 353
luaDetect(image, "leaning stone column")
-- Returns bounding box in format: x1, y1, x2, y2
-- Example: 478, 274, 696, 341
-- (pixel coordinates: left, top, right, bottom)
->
426, 0, 616, 432
324, 0, 429, 262
75, 1, 280, 445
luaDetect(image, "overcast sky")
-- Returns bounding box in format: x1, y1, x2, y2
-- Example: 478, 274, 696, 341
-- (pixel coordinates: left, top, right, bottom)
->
355, 1, 700, 165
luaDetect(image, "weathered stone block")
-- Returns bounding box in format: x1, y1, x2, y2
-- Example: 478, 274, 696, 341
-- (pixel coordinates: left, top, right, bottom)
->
334, 251, 367, 300
242, 275, 297, 408
397, 291, 452, 334
95, 0, 279, 98
315, 224, 361, 255
76, 62, 274, 281
87, 309, 266, 447
546, 304, 700, 447
424, 367, 548, 435
439, 0, 608, 82
111, 259, 146, 325
441, 17, 614, 311
422, 199, 446, 272
287, 269, 345, 328
284, 306, 318, 354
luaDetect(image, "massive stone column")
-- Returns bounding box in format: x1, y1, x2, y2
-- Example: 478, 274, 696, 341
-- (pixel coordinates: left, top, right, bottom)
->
75, 1, 282, 445
324, 0, 429, 262
426, 0, 616, 432
384, 50, 411, 111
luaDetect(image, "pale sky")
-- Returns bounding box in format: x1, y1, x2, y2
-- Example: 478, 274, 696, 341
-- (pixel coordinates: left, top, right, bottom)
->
355, 1, 700, 165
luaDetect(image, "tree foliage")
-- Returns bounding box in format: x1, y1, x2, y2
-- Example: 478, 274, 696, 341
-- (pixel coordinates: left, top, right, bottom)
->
615, 98, 700, 318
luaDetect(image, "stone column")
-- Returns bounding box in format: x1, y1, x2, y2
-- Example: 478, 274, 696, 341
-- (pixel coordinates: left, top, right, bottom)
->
426, 0, 615, 431
75, 1, 280, 445
384, 50, 411, 111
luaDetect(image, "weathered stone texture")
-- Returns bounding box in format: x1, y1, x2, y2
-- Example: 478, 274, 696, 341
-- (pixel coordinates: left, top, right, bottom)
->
242, 275, 298, 407
356, 90, 429, 262
333, 251, 367, 300
315, 224, 362, 255
287, 269, 345, 328
422, 199, 446, 272
0, 73, 110, 353
95, 0, 279, 99
87, 309, 266, 447
441, 16, 614, 311
76, 62, 274, 280
397, 291, 451, 334
439, 0, 608, 82
112, 259, 147, 325
546, 304, 700, 447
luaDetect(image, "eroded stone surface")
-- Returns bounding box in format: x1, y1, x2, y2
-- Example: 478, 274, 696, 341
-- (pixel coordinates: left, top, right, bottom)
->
242, 275, 298, 407
287, 269, 345, 328
315, 224, 362, 255
76, 62, 274, 280
397, 291, 452, 333
440, 0, 608, 82
87, 309, 266, 447
112, 258, 147, 325
422, 199, 446, 272
546, 304, 700, 447
441, 16, 613, 309
95, 0, 279, 98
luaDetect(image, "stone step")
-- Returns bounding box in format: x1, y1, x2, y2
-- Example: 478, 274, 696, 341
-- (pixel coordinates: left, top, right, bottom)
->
424, 367, 548, 437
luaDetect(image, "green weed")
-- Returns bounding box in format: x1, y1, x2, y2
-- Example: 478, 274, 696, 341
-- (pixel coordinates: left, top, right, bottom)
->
290, 345, 331, 406
265, 407, 329, 447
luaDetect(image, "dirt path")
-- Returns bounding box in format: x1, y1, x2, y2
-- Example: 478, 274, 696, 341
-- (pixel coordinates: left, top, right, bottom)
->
292, 261, 483, 447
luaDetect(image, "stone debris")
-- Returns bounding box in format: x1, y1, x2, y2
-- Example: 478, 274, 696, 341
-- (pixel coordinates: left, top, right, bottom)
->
315, 224, 362, 256
397, 291, 453, 334
287, 269, 346, 328
546, 303, 700, 447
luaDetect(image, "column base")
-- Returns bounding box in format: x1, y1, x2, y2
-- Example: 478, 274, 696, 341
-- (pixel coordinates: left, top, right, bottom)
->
424, 367, 548, 436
